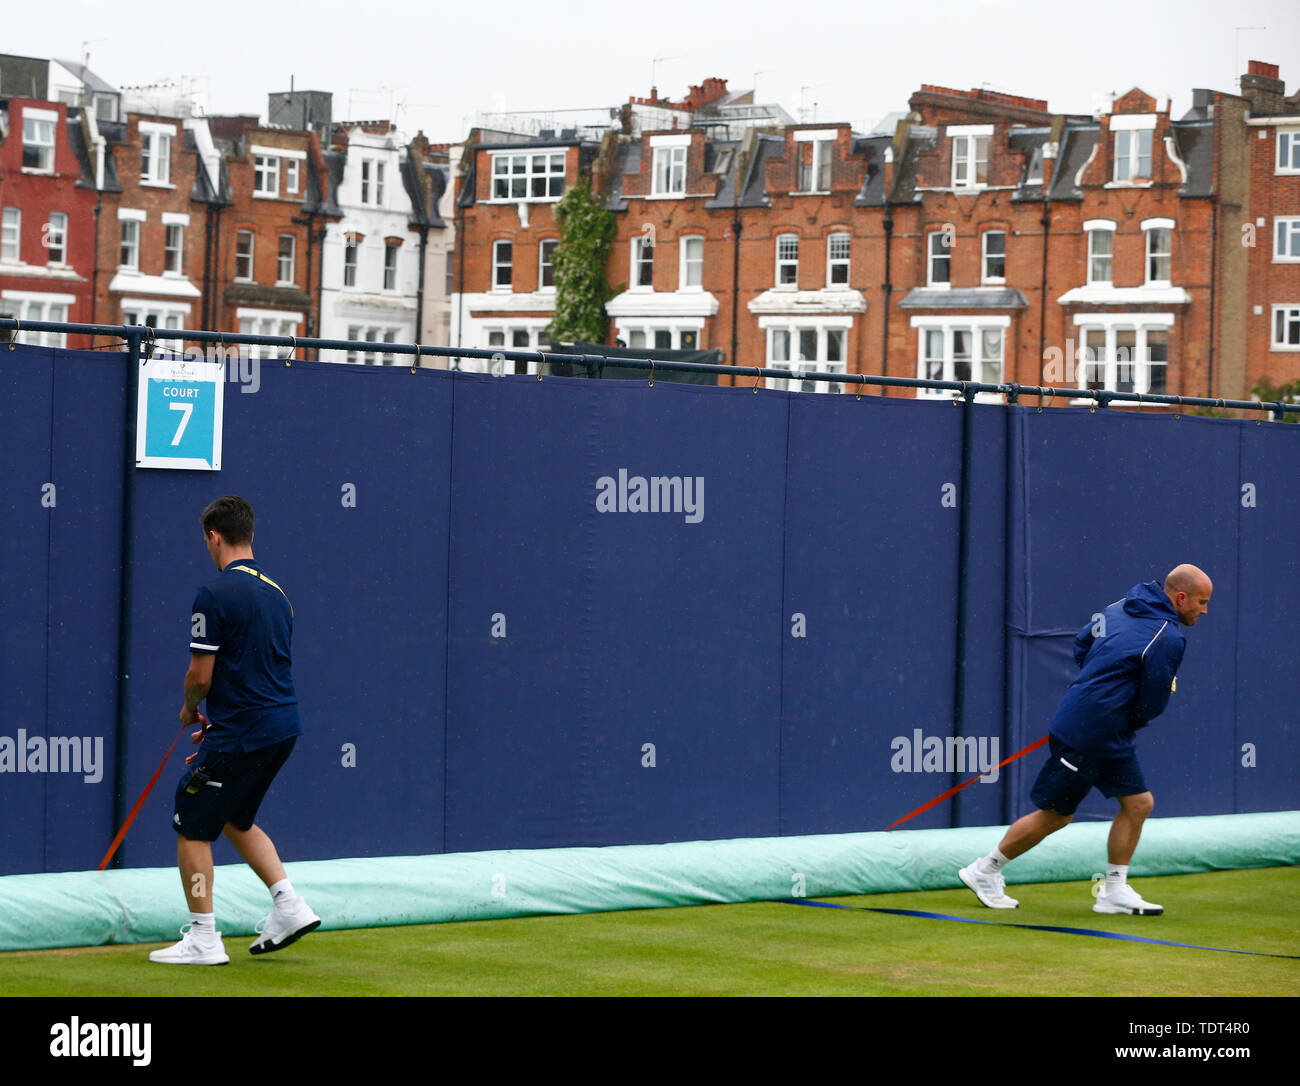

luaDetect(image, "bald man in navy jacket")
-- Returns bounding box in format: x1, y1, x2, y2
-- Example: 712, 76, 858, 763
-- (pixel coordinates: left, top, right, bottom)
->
959, 564, 1213, 915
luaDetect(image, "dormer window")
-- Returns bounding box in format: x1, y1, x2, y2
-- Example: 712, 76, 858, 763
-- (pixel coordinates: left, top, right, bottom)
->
950, 126, 991, 188
1111, 116, 1155, 183
795, 131, 835, 193
1026, 146, 1044, 184
650, 135, 690, 197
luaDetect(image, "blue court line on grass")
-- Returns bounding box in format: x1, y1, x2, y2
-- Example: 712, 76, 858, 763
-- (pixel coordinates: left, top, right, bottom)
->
778, 899, 1300, 960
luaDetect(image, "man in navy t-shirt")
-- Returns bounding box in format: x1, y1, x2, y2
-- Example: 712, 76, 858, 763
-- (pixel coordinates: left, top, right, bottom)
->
958, 564, 1212, 916
150, 495, 321, 965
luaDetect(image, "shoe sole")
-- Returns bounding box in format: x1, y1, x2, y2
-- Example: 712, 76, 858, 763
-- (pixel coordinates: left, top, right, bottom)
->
148, 952, 230, 965
1093, 902, 1163, 916
958, 866, 1018, 909
249, 917, 321, 956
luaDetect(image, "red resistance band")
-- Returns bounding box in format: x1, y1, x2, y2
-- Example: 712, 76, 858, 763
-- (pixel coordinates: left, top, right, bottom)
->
97, 723, 189, 870
884, 734, 1050, 831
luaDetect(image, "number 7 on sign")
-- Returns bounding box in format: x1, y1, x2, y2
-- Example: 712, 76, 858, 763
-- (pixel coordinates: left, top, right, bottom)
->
169, 401, 193, 446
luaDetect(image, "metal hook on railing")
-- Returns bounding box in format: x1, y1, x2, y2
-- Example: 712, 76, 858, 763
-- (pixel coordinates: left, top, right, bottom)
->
953, 381, 967, 405
143, 326, 156, 361
647, 358, 655, 388
1174, 395, 1183, 419
536, 352, 545, 381
7, 318, 18, 350
856, 373, 868, 401
284, 336, 297, 367
1037, 386, 1051, 414
752, 367, 763, 394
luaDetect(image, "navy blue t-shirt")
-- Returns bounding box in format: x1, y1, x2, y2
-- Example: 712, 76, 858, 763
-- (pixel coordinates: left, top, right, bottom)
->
189, 559, 301, 753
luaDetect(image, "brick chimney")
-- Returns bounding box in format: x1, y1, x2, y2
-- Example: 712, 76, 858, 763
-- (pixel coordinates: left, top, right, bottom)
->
1241, 60, 1285, 114
682, 77, 730, 111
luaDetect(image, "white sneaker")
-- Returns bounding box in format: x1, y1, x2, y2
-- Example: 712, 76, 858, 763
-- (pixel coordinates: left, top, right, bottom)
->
1093, 883, 1163, 915
149, 923, 230, 965
249, 897, 321, 955
958, 862, 1020, 909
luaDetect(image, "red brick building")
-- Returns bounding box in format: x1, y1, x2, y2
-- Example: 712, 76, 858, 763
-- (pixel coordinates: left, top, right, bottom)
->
454, 71, 1297, 406
0, 98, 97, 347
213, 121, 338, 355
91, 111, 210, 339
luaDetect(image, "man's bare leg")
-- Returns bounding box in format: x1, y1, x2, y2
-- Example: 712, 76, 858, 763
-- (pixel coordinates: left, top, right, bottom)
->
1108, 791, 1154, 865
223, 823, 287, 889
997, 807, 1074, 860
177, 835, 215, 914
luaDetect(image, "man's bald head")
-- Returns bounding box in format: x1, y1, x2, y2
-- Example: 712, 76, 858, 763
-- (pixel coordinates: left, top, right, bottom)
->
1165, 564, 1212, 626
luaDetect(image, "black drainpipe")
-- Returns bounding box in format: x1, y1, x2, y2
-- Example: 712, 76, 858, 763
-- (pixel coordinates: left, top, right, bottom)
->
881, 206, 893, 385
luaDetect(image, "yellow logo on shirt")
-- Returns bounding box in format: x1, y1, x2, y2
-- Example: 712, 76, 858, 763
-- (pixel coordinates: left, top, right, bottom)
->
1171, 678, 1177, 693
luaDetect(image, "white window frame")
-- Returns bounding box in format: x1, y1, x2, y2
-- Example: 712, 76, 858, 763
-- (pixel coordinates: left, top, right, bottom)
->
286, 158, 300, 194
631, 234, 655, 290
538, 238, 558, 292
383, 242, 399, 291
235, 230, 255, 282
910, 316, 1008, 399
679, 235, 704, 291
121, 298, 191, 336
981, 230, 1006, 285
1111, 115, 1155, 184
826, 232, 850, 288
360, 160, 372, 205
254, 154, 280, 197
649, 134, 691, 198
0, 290, 74, 346
375, 161, 386, 206
489, 150, 567, 202
45, 212, 68, 265
1, 208, 21, 263
760, 317, 851, 393
277, 234, 296, 285
1271, 305, 1300, 351
22, 108, 58, 174
950, 125, 992, 189
794, 130, 836, 194
236, 308, 302, 360
164, 222, 184, 274
1276, 129, 1300, 175
139, 122, 175, 187
482, 323, 554, 372
775, 234, 799, 288
927, 230, 951, 287
1085, 220, 1116, 285
119, 218, 140, 271
1071, 313, 1175, 398
343, 237, 358, 288
1142, 219, 1173, 286
618, 322, 704, 353
492, 239, 513, 291
1273, 218, 1300, 263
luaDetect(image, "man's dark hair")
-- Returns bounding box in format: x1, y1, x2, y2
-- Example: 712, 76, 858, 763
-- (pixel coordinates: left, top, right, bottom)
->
200, 495, 255, 545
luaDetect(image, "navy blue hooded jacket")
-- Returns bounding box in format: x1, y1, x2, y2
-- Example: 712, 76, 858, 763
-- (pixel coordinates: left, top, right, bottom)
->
1049, 581, 1187, 758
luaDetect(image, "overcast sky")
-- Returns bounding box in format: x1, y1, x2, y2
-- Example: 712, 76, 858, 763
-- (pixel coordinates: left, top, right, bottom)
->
8, 0, 1300, 141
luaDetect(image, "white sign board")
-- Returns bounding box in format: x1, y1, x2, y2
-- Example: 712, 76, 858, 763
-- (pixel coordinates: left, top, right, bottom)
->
135, 354, 224, 470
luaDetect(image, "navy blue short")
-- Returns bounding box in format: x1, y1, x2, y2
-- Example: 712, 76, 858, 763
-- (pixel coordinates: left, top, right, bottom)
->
172, 737, 296, 842
1030, 736, 1148, 816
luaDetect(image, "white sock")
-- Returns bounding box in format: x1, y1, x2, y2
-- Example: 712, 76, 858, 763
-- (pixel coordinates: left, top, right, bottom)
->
269, 878, 297, 905
189, 911, 216, 937
1105, 864, 1128, 890
977, 848, 1009, 874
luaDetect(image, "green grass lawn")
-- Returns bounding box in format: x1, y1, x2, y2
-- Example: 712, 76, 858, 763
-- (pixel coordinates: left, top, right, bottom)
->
1, 867, 1295, 997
